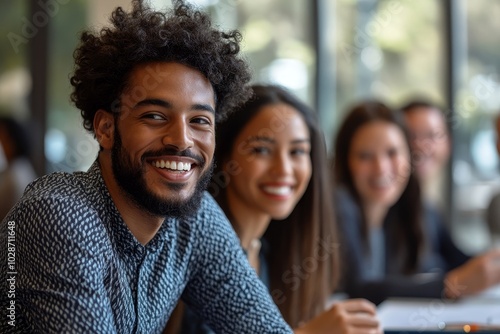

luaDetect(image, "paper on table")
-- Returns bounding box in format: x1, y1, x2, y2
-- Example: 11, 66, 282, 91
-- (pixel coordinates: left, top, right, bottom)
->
377, 298, 500, 331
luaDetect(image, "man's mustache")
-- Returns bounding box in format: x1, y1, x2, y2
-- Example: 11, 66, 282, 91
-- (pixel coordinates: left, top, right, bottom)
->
141, 148, 206, 168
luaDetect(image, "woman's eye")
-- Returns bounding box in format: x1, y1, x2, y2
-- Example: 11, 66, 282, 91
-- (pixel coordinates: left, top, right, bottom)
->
250, 146, 270, 155
143, 113, 164, 121
291, 148, 309, 156
358, 152, 372, 160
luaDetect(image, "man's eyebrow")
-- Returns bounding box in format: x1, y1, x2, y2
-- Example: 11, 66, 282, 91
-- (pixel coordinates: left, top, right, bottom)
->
193, 103, 215, 115
133, 99, 215, 114
134, 98, 171, 109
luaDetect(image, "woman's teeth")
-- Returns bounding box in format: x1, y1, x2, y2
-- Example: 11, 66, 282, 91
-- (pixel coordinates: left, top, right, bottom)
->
262, 186, 292, 196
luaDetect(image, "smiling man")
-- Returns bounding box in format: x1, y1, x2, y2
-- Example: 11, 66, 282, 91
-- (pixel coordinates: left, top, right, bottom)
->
97, 62, 217, 245
0, 1, 293, 333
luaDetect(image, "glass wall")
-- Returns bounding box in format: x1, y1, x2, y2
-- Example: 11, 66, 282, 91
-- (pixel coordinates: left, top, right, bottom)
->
45, 0, 95, 173
45, 0, 137, 173
0, 2, 30, 172
329, 0, 444, 117
200, 0, 316, 105
451, 0, 500, 252
0, 2, 29, 118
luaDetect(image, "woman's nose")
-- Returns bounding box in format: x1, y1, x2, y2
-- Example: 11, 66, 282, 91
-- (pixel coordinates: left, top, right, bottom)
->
373, 156, 390, 174
270, 152, 293, 176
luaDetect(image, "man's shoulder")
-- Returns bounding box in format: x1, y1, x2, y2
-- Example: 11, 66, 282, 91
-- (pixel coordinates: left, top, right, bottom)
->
21, 166, 105, 207
196, 192, 226, 220
5, 169, 105, 231
186, 192, 233, 236
24, 170, 87, 196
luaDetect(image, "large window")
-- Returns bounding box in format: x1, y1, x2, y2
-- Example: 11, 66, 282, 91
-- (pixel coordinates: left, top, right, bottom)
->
0, 2, 31, 174
329, 0, 443, 115
201, 0, 316, 104
0, 2, 29, 128
451, 0, 500, 252
46, 0, 95, 173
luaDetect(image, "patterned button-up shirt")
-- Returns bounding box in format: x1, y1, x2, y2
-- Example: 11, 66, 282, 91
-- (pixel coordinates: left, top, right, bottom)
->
0, 161, 292, 333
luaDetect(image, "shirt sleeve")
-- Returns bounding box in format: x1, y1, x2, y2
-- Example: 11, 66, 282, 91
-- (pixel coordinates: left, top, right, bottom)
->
1, 195, 117, 333
181, 194, 293, 334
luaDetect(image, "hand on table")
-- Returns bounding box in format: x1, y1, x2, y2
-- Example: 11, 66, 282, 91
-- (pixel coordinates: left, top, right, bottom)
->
445, 248, 500, 299
294, 298, 382, 334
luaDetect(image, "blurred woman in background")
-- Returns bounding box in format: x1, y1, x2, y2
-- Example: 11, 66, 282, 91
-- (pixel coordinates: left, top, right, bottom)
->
332, 100, 500, 305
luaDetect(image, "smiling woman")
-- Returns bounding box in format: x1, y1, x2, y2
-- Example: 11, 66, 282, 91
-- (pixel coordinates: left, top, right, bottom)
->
332, 100, 500, 305
174, 84, 382, 334
347, 119, 411, 219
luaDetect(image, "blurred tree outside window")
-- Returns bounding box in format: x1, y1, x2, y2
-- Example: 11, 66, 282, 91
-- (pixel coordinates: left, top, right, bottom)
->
451, 0, 500, 252
199, 0, 316, 105
0, 2, 30, 120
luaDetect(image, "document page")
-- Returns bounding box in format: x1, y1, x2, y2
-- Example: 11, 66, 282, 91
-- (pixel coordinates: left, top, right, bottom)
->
378, 298, 500, 331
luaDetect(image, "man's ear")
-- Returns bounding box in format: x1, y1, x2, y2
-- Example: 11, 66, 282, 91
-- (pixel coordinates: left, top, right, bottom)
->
94, 110, 115, 150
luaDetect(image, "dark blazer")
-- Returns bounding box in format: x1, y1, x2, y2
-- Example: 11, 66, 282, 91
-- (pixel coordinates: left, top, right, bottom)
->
335, 188, 470, 305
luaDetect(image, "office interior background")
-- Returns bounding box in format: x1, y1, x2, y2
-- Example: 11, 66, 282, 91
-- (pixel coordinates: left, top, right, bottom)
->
1, 0, 499, 253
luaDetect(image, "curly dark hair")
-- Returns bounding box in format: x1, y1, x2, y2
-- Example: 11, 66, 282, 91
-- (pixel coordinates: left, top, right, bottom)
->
70, 0, 251, 134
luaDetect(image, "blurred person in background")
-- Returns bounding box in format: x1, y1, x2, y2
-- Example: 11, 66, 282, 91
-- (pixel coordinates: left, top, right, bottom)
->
400, 99, 451, 211
176, 85, 381, 334
332, 100, 500, 305
486, 113, 500, 245
0, 115, 37, 220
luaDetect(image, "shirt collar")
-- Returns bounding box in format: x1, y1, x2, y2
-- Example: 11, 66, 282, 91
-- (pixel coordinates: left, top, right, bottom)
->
85, 160, 172, 255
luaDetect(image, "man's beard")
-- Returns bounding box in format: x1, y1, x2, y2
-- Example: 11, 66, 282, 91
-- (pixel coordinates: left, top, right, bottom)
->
111, 127, 213, 219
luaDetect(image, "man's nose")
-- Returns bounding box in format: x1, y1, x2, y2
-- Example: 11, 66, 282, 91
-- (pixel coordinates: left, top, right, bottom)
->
161, 119, 194, 151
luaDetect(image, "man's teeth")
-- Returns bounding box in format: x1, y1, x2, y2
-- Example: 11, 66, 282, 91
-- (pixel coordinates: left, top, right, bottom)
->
262, 186, 292, 196
153, 160, 191, 171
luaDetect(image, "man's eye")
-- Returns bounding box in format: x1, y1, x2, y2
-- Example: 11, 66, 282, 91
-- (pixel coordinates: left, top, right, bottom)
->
191, 117, 211, 125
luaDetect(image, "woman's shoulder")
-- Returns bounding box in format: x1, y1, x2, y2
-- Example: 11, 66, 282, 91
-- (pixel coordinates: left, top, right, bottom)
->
334, 187, 360, 219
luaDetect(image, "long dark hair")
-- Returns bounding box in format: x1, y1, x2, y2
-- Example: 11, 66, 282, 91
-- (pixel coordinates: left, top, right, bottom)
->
333, 100, 425, 274
210, 84, 339, 328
